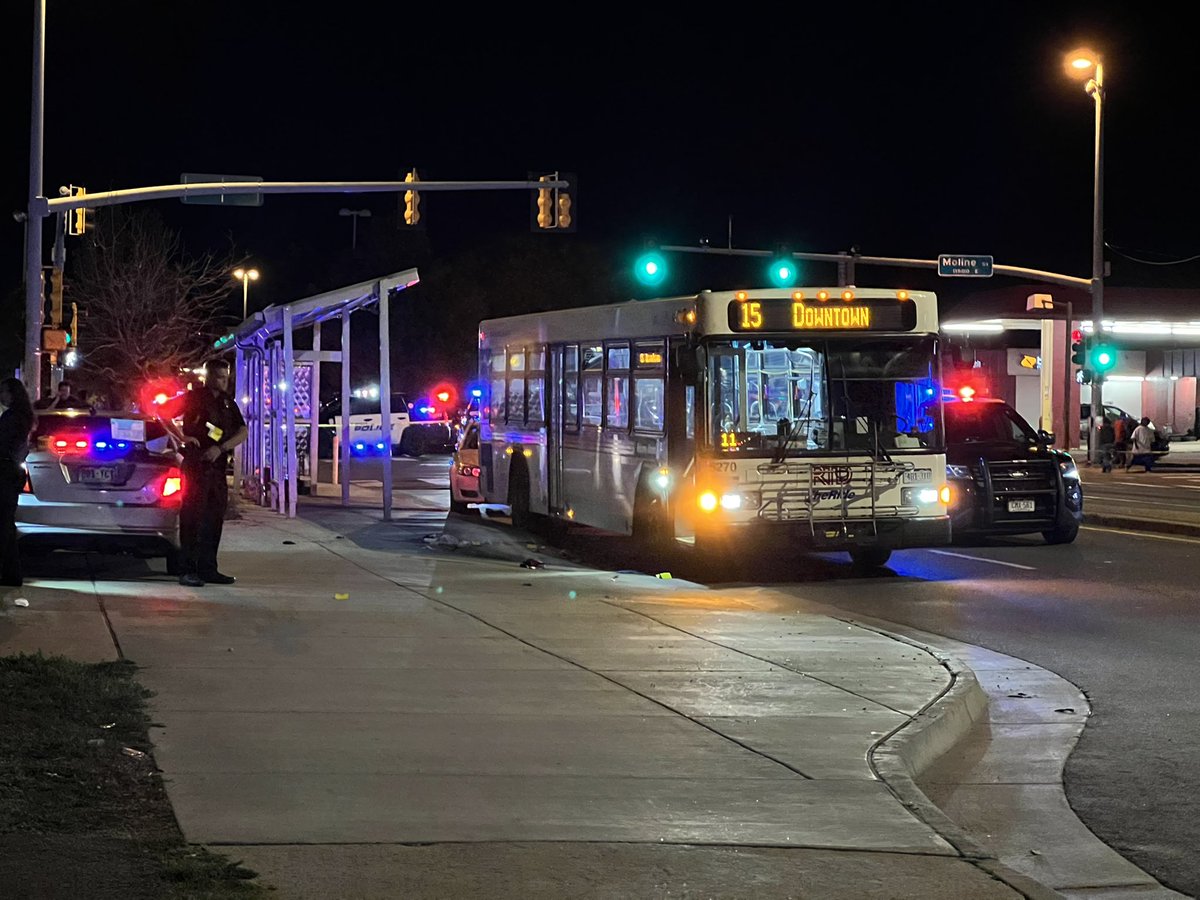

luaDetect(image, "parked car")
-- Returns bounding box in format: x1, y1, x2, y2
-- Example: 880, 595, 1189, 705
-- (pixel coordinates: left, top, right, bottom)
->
17, 410, 184, 572
944, 397, 1082, 544
449, 419, 481, 513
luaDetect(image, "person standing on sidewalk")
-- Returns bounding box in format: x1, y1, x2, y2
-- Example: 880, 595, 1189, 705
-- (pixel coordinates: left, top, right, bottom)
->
1098, 417, 1116, 473
1128, 416, 1156, 473
0, 378, 35, 586
164, 360, 248, 586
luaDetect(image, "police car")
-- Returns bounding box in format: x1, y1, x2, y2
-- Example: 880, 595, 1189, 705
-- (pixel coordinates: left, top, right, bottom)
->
320, 391, 455, 457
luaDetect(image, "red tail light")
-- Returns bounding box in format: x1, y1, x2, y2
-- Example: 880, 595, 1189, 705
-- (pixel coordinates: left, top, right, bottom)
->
21, 469, 33, 494
49, 434, 89, 453
159, 468, 184, 503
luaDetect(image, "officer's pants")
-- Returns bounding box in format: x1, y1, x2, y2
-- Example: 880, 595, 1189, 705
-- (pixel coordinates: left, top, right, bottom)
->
179, 462, 228, 575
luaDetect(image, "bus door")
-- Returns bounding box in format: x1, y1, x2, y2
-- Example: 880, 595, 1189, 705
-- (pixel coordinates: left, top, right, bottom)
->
548, 345, 564, 512
668, 339, 699, 541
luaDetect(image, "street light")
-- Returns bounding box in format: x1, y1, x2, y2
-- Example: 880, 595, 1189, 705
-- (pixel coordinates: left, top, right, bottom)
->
232, 267, 259, 321
1065, 46, 1105, 464
338, 208, 372, 250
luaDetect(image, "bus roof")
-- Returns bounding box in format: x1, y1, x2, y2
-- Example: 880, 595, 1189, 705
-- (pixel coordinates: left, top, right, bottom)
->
478, 287, 937, 348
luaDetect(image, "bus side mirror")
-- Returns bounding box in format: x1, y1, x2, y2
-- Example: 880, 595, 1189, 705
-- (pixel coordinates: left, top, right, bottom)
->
676, 346, 701, 385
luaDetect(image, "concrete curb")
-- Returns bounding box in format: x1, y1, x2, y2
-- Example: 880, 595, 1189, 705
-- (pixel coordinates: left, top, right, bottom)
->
1084, 513, 1200, 538
860, 625, 1067, 900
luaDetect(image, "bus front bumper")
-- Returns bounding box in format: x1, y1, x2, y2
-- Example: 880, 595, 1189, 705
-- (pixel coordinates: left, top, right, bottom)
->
695, 515, 951, 552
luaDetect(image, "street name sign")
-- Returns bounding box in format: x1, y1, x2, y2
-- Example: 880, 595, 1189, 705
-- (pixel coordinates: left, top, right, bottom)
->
180, 173, 264, 206
938, 254, 993, 277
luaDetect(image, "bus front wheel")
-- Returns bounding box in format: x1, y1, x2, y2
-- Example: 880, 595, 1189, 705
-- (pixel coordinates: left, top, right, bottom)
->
848, 546, 892, 569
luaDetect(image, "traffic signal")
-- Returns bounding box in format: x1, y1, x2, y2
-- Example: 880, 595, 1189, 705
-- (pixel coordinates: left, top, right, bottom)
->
1070, 329, 1086, 367
556, 192, 573, 231
1080, 369, 1093, 385
1091, 341, 1117, 374
67, 185, 89, 236
535, 175, 554, 229
634, 246, 667, 288
403, 169, 421, 225
768, 248, 798, 287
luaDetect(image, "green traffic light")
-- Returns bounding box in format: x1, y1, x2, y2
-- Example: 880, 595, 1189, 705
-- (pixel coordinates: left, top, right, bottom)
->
768, 258, 798, 287
1091, 342, 1117, 372
634, 251, 667, 287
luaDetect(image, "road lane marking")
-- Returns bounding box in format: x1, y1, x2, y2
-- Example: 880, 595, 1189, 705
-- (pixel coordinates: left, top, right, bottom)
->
1081, 525, 1200, 544
926, 550, 1036, 570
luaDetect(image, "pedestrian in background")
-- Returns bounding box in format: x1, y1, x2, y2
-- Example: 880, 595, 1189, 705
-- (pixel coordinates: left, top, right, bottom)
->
1112, 414, 1130, 470
1128, 416, 1156, 472
162, 359, 248, 587
0, 378, 35, 586
33, 380, 86, 410
1098, 417, 1116, 473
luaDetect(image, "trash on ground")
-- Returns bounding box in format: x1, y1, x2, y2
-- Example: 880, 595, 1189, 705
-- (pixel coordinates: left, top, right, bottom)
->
282, 540, 296, 545
1007, 692, 1032, 699
86, 738, 104, 747
100, 722, 116, 729
520, 558, 545, 569
13, 598, 29, 608
121, 747, 147, 760
654, 572, 673, 579
334, 593, 350, 601
1054, 707, 1076, 714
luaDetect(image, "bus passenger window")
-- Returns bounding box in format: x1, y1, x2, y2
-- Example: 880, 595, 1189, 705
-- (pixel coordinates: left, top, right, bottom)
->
507, 378, 525, 424
491, 379, 506, 422
527, 377, 545, 424
581, 375, 602, 426
564, 345, 580, 430
634, 377, 664, 431
606, 375, 629, 429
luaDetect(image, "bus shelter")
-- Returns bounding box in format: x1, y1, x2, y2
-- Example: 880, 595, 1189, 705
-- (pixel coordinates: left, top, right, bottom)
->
225, 268, 419, 521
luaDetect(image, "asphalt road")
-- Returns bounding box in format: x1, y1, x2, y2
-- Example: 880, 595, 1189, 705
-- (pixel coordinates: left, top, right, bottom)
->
544, 519, 1200, 899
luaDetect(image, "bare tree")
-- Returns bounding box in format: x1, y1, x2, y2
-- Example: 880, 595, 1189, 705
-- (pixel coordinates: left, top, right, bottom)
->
71, 208, 241, 406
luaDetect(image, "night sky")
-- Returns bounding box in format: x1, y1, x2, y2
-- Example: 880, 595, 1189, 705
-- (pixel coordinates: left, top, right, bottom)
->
5, 1, 1199, 321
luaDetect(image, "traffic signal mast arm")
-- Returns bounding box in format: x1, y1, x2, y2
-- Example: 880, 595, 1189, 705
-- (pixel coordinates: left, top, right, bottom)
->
38, 177, 571, 215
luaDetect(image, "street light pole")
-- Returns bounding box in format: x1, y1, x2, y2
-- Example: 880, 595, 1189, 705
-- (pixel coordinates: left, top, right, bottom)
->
1089, 60, 1105, 465
233, 267, 260, 321
1067, 48, 1106, 464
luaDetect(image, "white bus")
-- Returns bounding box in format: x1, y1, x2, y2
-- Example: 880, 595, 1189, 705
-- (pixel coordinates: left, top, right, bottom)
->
477, 287, 950, 568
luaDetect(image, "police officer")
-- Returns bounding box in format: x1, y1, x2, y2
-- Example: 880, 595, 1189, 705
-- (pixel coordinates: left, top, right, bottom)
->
168, 359, 247, 586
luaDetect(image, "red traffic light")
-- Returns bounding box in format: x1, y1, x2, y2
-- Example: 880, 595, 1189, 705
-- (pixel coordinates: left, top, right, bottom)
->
1071, 329, 1084, 343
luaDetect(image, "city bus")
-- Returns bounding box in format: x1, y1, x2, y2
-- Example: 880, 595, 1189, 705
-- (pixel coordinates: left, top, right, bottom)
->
476, 287, 951, 568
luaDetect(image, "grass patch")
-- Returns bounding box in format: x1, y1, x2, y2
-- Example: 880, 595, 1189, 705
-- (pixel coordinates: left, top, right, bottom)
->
0, 652, 271, 898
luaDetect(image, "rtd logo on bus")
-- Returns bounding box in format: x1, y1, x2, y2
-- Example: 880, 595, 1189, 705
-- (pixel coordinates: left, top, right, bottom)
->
728, 290, 917, 332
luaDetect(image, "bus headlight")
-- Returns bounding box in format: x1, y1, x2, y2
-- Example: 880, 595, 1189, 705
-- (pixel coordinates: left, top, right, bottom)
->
654, 467, 671, 490
903, 486, 951, 507
719, 492, 742, 510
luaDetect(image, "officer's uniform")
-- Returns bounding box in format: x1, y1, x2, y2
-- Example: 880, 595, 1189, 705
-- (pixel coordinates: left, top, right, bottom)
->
179, 386, 245, 578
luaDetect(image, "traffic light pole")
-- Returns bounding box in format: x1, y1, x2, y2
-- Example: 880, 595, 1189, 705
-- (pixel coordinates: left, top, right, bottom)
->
1087, 62, 1106, 467
24, 0, 46, 399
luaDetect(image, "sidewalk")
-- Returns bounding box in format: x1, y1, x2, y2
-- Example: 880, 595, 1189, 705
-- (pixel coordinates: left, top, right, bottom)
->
1076, 438, 1200, 537
0, 500, 1181, 899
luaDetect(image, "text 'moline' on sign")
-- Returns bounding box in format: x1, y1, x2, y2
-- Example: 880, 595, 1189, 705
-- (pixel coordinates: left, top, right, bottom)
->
937, 254, 994, 278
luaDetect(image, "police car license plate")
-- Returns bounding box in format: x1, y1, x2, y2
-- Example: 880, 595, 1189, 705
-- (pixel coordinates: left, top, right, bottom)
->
1007, 499, 1035, 513
79, 466, 117, 484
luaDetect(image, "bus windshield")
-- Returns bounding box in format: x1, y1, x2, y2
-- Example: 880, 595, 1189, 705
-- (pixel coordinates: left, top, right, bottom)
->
706, 337, 944, 458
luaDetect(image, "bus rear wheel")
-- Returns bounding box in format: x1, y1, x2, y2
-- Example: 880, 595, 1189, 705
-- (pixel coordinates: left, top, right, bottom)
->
848, 546, 892, 569
632, 492, 673, 553
507, 465, 532, 530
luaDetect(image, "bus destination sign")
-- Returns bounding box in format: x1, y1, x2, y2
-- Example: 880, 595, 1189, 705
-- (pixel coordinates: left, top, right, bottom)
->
727, 296, 916, 333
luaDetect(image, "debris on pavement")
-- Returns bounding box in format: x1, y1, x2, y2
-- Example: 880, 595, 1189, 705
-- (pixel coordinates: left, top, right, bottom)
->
282, 540, 296, 545
334, 593, 350, 601
654, 572, 673, 579
1055, 707, 1076, 714
121, 747, 148, 760
520, 558, 545, 569
13, 597, 29, 607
